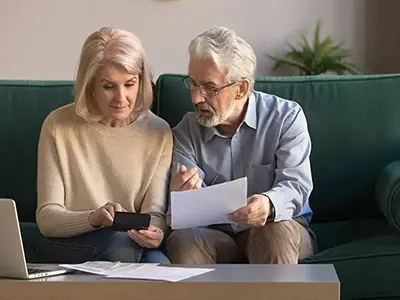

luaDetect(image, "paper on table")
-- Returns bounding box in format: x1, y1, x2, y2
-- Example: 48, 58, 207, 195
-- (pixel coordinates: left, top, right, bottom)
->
59, 261, 157, 276
171, 177, 248, 230
106, 265, 214, 282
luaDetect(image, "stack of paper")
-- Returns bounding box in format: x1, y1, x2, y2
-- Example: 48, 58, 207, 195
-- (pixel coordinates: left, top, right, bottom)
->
171, 177, 248, 229
59, 261, 151, 276
59, 261, 214, 282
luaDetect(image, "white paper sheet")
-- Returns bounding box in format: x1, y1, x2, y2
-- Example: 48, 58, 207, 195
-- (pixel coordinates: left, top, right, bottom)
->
106, 265, 214, 282
171, 177, 248, 229
59, 261, 157, 276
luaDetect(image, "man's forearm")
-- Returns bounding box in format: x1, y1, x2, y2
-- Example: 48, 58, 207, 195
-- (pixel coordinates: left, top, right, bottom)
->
262, 182, 310, 222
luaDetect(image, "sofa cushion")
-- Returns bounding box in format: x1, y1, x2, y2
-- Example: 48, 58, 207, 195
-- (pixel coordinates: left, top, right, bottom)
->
309, 218, 396, 252
20, 222, 44, 262
0, 81, 74, 222
156, 73, 400, 223
301, 234, 400, 299
375, 160, 400, 233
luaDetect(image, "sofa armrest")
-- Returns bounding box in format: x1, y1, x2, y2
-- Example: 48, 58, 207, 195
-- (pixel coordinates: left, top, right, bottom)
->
375, 160, 400, 232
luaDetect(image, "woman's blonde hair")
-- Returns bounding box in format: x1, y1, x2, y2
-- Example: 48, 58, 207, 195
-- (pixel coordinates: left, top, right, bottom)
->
73, 27, 153, 122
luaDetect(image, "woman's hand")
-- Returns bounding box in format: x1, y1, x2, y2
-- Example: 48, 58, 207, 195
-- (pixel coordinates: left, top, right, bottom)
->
128, 225, 164, 248
89, 202, 127, 228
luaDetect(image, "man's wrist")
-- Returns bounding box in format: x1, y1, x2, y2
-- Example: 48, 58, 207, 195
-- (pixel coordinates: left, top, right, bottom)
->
264, 195, 275, 221
267, 203, 275, 221
259, 194, 275, 221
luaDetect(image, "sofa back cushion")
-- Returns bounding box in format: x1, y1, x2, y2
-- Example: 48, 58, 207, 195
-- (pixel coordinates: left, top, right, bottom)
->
156, 73, 400, 222
0, 81, 74, 222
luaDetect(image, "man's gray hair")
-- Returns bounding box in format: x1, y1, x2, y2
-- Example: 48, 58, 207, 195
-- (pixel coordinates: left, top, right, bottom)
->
189, 26, 257, 91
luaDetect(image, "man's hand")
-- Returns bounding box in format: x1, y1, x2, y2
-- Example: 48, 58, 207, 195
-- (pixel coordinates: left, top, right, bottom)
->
170, 164, 202, 191
228, 194, 273, 227
128, 225, 164, 248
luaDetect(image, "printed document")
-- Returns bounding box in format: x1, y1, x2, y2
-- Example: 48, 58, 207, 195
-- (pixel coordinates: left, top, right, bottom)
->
171, 177, 248, 229
106, 265, 214, 282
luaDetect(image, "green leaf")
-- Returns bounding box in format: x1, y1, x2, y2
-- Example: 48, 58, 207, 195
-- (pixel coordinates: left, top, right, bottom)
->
286, 41, 300, 53
318, 36, 334, 56
334, 62, 360, 74
267, 54, 312, 74
313, 19, 322, 53
299, 34, 312, 52
284, 42, 306, 61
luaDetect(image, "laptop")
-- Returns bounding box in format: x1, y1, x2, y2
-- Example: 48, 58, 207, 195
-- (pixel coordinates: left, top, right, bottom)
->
0, 198, 70, 279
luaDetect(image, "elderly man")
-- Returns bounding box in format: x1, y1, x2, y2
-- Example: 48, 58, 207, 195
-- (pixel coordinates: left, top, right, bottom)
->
166, 26, 316, 264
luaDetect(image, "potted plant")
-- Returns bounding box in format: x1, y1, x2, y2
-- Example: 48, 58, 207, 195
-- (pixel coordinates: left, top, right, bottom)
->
266, 20, 359, 75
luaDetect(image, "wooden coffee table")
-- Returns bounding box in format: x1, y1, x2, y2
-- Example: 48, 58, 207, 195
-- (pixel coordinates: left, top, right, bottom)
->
0, 264, 339, 300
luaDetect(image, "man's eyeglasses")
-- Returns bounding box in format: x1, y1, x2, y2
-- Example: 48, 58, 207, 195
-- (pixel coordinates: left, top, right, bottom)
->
183, 76, 236, 98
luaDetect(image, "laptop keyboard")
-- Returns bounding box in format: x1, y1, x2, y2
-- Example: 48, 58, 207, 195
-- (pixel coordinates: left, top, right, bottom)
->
27, 268, 46, 274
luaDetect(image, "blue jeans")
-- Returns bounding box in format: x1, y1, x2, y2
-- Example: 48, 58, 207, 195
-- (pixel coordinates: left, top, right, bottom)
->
36, 227, 170, 264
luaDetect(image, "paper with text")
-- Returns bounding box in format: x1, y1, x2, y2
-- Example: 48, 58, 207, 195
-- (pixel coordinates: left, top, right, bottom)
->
106, 265, 214, 282
59, 261, 157, 276
171, 177, 248, 229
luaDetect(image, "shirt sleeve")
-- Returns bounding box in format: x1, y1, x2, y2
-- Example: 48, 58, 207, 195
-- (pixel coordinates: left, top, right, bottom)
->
171, 115, 206, 179
166, 115, 208, 226
36, 115, 96, 238
263, 107, 313, 222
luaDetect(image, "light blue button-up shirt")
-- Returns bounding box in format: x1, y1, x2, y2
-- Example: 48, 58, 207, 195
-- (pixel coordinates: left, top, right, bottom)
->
170, 90, 313, 232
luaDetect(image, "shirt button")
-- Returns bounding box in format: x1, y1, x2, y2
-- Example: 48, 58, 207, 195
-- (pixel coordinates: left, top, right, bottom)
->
236, 166, 240, 172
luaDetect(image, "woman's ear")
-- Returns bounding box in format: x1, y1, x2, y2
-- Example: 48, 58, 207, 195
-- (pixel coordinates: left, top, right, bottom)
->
236, 79, 250, 100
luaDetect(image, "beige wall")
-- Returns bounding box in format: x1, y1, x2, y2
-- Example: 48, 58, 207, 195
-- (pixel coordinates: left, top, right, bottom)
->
364, 0, 400, 74
0, 0, 396, 80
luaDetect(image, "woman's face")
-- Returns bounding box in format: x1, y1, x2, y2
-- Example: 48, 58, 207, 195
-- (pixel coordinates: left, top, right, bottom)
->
93, 63, 140, 127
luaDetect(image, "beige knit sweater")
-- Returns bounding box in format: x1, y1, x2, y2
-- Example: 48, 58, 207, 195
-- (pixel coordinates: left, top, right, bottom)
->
36, 104, 173, 238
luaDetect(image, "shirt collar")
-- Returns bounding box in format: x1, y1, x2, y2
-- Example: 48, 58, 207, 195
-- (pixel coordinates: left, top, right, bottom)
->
242, 92, 257, 130
204, 126, 223, 143
203, 92, 258, 143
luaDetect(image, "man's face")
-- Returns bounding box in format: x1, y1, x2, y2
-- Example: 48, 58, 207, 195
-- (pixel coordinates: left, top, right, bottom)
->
188, 58, 237, 127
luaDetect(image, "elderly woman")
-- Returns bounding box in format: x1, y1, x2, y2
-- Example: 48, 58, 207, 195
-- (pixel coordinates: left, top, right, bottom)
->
35, 27, 172, 264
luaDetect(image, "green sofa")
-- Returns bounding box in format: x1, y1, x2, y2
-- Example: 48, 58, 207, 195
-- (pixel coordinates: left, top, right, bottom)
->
1, 74, 400, 299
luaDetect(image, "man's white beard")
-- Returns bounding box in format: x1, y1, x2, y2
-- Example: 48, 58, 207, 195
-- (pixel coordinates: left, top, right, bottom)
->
195, 101, 235, 127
